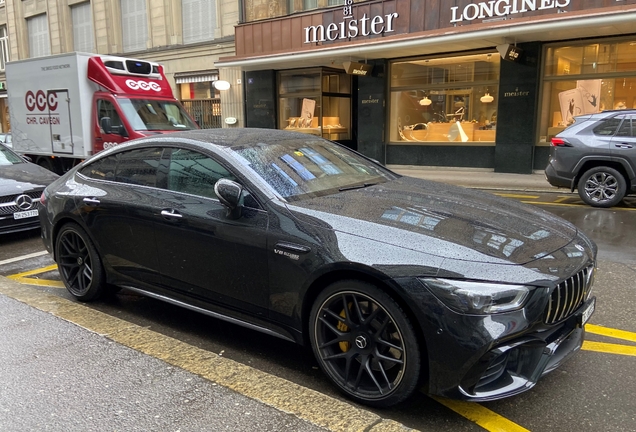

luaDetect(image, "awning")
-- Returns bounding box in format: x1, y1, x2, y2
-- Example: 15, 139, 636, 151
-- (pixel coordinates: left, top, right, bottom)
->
174, 70, 218, 84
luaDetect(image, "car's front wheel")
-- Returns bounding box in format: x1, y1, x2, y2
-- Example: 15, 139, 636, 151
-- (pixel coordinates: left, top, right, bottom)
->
55, 223, 106, 301
309, 280, 421, 407
577, 166, 627, 208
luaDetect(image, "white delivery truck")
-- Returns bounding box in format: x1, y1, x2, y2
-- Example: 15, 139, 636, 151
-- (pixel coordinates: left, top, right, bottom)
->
6, 52, 198, 173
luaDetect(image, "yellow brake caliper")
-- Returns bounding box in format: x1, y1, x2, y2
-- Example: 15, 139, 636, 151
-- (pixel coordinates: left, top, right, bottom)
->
338, 304, 352, 352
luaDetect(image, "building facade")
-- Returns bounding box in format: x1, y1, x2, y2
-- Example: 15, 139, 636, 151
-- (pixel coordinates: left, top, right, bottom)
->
217, 0, 636, 173
0, 0, 241, 134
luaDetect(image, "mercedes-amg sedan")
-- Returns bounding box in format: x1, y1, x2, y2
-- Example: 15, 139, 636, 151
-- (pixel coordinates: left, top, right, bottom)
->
40, 129, 597, 407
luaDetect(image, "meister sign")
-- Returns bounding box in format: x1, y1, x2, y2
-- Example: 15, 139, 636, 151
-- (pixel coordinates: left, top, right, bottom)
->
450, 0, 570, 23
304, 0, 399, 44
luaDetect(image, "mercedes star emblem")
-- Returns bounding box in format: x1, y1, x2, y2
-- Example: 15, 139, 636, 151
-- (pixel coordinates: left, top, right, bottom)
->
15, 194, 33, 211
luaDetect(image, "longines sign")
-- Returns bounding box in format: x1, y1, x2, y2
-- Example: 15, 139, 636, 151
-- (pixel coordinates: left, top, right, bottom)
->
451, 0, 570, 23
304, 0, 398, 44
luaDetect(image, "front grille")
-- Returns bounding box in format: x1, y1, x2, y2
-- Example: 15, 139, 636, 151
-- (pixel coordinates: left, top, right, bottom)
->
0, 190, 43, 215
545, 265, 594, 324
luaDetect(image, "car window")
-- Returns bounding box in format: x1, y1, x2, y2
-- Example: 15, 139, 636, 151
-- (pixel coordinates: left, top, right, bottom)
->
79, 148, 162, 187
593, 117, 622, 136
166, 148, 235, 199
614, 116, 632, 137
615, 115, 634, 137
97, 99, 124, 129
115, 148, 163, 187
231, 139, 395, 201
80, 155, 118, 180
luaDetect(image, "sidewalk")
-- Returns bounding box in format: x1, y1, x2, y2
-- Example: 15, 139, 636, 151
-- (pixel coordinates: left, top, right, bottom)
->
388, 165, 567, 193
0, 276, 412, 432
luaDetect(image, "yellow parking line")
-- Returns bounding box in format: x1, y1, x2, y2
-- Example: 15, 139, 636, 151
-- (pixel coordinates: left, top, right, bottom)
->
586, 324, 636, 343
494, 193, 540, 199
582, 341, 636, 357
7, 264, 64, 288
554, 196, 571, 203
7, 264, 58, 279
521, 201, 636, 210
431, 396, 530, 432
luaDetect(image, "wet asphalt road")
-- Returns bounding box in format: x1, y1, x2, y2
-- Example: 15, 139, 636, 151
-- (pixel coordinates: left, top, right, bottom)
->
1, 191, 635, 432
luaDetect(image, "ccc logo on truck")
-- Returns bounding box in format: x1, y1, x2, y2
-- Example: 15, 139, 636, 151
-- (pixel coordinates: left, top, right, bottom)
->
25, 91, 58, 112
126, 79, 161, 92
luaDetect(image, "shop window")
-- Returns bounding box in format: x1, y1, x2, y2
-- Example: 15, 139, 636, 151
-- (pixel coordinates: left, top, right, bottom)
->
278, 68, 351, 141
539, 38, 636, 142
389, 52, 500, 144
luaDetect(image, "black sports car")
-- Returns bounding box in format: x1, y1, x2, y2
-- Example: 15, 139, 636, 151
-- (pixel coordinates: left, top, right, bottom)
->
39, 129, 597, 407
0, 143, 59, 234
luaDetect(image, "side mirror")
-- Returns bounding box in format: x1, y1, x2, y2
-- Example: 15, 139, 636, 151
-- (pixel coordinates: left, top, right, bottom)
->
100, 117, 112, 134
214, 179, 243, 219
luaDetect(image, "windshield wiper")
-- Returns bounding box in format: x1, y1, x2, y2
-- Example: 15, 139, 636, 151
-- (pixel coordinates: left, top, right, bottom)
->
339, 183, 377, 192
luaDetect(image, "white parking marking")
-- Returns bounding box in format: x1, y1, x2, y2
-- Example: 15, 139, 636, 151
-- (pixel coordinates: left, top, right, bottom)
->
0, 251, 49, 266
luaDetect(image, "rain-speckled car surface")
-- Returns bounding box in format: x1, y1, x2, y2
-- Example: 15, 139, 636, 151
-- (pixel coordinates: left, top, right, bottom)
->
40, 128, 597, 407
0, 142, 58, 234
545, 109, 636, 207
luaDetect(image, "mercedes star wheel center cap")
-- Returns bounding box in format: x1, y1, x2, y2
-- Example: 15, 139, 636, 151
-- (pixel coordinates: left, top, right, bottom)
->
355, 335, 367, 349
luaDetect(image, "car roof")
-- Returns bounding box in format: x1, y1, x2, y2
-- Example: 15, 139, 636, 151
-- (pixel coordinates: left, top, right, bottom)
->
151, 128, 325, 149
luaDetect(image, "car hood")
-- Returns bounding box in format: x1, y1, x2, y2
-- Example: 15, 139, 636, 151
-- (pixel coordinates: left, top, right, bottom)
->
0, 163, 59, 195
284, 176, 578, 265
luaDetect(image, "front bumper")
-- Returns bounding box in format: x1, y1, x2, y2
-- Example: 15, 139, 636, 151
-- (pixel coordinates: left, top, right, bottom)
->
457, 297, 594, 401
0, 213, 41, 234
393, 277, 595, 401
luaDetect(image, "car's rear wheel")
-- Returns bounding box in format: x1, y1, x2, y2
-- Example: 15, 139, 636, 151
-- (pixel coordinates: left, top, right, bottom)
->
56, 223, 105, 301
309, 280, 420, 407
577, 166, 626, 208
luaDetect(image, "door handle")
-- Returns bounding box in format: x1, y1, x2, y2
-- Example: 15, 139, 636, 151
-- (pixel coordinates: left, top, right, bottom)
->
161, 209, 183, 220
275, 242, 311, 254
615, 143, 633, 149
82, 197, 100, 206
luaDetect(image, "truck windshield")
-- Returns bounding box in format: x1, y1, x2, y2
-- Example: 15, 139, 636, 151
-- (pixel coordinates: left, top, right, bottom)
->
119, 99, 198, 131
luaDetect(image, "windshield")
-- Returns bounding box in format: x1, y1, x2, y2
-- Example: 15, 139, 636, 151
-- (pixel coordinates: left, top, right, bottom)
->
119, 99, 198, 131
231, 139, 397, 201
0, 144, 24, 166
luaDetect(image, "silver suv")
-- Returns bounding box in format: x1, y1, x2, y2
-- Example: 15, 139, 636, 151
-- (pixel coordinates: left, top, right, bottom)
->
545, 110, 636, 207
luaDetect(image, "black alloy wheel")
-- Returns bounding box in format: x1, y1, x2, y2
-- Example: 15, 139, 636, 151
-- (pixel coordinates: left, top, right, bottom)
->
56, 223, 105, 302
309, 280, 421, 407
577, 166, 627, 208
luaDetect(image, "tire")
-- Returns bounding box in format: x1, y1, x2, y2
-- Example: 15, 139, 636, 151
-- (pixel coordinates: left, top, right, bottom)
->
577, 166, 626, 208
309, 280, 421, 407
55, 223, 106, 302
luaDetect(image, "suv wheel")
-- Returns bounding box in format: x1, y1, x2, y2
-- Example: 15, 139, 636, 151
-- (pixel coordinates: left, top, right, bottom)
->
577, 166, 626, 208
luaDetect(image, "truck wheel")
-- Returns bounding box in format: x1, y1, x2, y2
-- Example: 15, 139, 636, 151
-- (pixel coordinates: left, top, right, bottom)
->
577, 166, 626, 208
55, 223, 106, 302
309, 280, 421, 407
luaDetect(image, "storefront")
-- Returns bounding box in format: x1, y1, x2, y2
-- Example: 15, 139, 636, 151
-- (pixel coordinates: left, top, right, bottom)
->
216, 0, 636, 174
173, 70, 222, 129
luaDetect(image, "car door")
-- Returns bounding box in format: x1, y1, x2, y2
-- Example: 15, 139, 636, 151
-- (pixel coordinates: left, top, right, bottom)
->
153, 147, 270, 317
76, 147, 164, 287
610, 113, 636, 178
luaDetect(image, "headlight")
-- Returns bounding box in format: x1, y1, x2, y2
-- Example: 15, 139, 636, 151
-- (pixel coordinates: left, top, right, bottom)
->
420, 278, 531, 314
